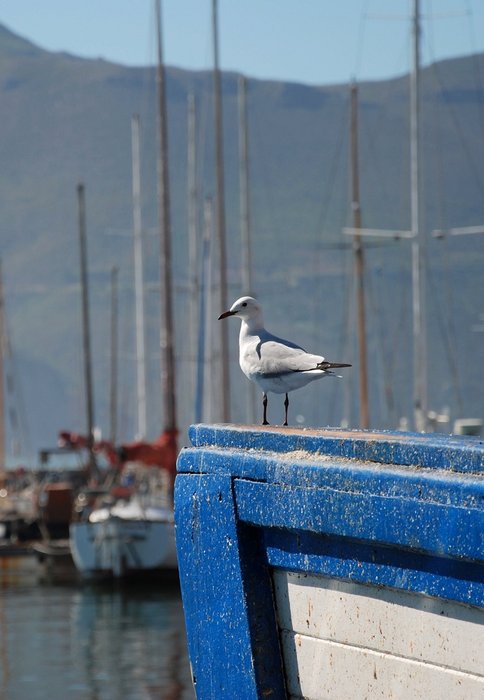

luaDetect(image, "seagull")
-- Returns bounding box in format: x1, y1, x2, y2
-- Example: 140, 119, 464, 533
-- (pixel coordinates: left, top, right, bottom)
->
218, 296, 351, 426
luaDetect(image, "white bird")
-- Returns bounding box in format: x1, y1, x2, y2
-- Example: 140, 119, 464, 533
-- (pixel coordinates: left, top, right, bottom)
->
218, 296, 351, 426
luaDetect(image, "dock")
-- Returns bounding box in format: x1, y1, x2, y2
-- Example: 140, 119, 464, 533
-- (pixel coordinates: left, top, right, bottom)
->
174, 425, 484, 699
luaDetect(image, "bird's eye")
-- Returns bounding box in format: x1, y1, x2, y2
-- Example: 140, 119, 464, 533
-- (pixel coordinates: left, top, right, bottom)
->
242, 302, 247, 307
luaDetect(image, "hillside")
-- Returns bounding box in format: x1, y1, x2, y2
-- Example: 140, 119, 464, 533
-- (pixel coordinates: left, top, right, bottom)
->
0, 24, 483, 460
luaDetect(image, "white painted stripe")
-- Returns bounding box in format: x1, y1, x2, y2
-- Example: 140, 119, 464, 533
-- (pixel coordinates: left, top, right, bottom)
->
281, 631, 484, 700
273, 570, 484, 697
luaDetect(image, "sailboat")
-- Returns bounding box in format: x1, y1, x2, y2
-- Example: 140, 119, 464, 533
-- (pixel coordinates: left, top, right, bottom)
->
67, 432, 177, 578
68, 1, 179, 579
32, 183, 99, 579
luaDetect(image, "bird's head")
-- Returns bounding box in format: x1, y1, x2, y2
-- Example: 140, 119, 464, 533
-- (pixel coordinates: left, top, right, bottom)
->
218, 296, 263, 325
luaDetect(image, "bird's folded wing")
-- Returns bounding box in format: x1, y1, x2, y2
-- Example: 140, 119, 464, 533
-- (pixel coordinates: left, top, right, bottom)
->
258, 340, 324, 374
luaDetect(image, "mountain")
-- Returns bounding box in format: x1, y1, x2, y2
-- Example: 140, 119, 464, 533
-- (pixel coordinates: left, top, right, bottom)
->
0, 24, 482, 460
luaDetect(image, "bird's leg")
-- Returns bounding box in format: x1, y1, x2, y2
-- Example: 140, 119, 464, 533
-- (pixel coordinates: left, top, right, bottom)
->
283, 393, 289, 426
262, 393, 269, 425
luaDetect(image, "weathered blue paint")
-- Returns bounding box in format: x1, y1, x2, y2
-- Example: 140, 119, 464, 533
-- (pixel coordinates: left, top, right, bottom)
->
187, 424, 483, 472
175, 472, 286, 699
265, 529, 484, 604
175, 425, 484, 698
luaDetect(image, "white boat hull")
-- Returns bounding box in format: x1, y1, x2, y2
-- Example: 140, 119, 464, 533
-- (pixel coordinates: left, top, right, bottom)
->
70, 516, 177, 578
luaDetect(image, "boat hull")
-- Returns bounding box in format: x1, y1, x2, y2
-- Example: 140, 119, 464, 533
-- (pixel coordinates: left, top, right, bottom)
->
70, 517, 177, 578
175, 425, 484, 699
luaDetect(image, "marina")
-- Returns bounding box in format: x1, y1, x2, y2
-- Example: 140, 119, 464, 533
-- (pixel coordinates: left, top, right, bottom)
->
0, 555, 194, 700
0, 0, 483, 697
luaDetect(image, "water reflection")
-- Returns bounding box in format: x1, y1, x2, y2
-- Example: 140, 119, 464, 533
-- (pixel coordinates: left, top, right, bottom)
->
71, 584, 191, 699
0, 557, 194, 700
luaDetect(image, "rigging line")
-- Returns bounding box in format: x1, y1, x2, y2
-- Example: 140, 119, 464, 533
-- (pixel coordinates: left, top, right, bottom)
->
116, 278, 133, 441
422, 19, 484, 403
248, 103, 279, 254
443, 236, 463, 413
358, 88, 408, 229
463, 0, 484, 147
426, 0, 483, 111
440, 235, 464, 414
196, 76, 213, 201
353, 0, 370, 80
313, 90, 349, 308
427, 67, 463, 415
350, 44, 412, 425
196, 87, 210, 200
3, 314, 32, 459
326, 247, 354, 427
387, 248, 411, 423
355, 7, 410, 83
355, 34, 409, 230
316, 92, 350, 236
144, 3, 157, 106
425, 243, 464, 414
364, 262, 385, 423
430, 80, 449, 234
365, 253, 402, 427
425, 45, 484, 200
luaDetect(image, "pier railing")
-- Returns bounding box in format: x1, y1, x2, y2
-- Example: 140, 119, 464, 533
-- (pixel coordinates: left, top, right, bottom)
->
175, 425, 484, 700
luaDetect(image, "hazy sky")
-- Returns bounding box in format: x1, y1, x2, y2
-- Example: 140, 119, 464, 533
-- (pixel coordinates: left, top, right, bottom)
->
1, 1, 483, 85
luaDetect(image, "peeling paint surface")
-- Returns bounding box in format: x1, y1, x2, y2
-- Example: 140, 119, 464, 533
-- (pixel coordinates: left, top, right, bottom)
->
175, 426, 484, 699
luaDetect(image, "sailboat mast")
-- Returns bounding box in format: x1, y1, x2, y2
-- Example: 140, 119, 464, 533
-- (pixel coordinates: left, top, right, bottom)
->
195, 198, 214, 423
238, 75, 256, 423
187, 93, 200, 409
212, 0, 231, 422
350, 83, 370, 429
155, 0, 177, 434
109, 266, 119, 443
131, 114, 148, 439
77, 183, 96, 469
410, 0, 427, 431
238, 76, 252, 295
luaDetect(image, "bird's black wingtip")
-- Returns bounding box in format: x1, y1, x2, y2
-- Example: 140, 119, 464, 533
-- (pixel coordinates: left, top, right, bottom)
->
320, 361, 352, 370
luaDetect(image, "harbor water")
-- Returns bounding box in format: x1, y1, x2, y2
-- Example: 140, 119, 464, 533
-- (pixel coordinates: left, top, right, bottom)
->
0, 556, 194, 700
